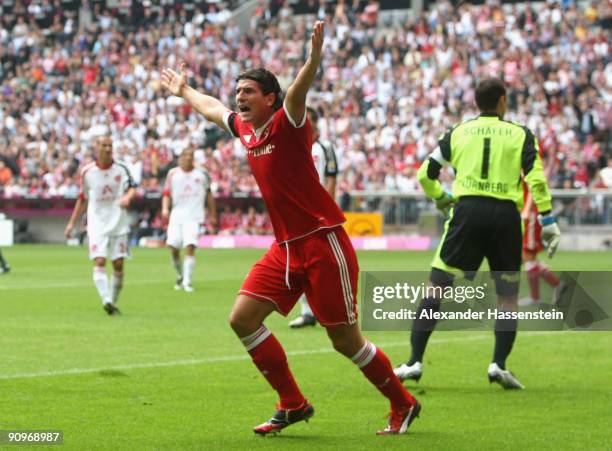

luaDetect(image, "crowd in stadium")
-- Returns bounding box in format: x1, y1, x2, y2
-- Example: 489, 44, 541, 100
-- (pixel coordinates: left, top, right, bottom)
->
0, 0, 611, 233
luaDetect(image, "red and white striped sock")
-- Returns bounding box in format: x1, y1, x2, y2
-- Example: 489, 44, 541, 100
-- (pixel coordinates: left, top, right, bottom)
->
352, 341, 416, 410
241, 326, 305, 410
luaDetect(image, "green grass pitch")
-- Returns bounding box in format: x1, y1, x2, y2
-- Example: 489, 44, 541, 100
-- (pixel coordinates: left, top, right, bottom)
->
0, 246, 610, 450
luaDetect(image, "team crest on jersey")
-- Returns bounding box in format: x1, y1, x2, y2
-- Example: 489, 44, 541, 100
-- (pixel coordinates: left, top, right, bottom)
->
114, 175, 121, 183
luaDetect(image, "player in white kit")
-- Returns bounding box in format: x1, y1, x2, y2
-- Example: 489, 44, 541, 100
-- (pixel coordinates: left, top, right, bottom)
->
162, 148, 217, 292
65, 134, 136, 315
288, 107, 338, 328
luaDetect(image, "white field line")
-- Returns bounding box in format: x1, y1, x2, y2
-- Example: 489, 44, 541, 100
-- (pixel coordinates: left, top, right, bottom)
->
0, 275, 240, 290
0, 332, 560, 381
0, 279, 179, 290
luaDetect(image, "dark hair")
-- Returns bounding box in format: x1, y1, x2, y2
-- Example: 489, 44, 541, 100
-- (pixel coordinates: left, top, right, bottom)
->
306, 106, 319, 122
236, 68, 283, 111
475, 78, 506, 112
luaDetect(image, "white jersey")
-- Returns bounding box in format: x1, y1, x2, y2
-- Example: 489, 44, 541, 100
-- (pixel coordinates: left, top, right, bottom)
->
311, 139, 338, 185
79, 160, 135, 238
164, 167, 211, 224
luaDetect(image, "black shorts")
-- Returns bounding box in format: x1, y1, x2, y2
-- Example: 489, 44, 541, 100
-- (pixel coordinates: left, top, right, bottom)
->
432, 196, 522, 296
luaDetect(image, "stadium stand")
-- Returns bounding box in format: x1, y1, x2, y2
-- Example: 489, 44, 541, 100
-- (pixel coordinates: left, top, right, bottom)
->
0, 0, 610, 236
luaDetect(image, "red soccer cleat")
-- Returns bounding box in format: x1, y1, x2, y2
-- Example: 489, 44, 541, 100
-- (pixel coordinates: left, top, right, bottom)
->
253, 400, 314, 436
376, 400, 421, 435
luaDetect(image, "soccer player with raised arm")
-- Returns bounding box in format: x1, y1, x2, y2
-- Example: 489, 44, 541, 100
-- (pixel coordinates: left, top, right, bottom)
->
162, 148, 217, 292
161, 22, 420, 435
65, 133, 136, 315
394, 78, 561, 389
289, 106, 339, 328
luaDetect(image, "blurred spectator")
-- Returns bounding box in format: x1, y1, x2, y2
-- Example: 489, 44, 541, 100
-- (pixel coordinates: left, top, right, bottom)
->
600, 160, 612, 189
0, 0, 609, 227
0, 160, 13, 185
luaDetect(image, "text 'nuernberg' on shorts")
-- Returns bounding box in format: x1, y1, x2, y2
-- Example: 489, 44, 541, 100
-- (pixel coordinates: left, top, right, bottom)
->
239, 226, 359, 327
431, 196, 522, 297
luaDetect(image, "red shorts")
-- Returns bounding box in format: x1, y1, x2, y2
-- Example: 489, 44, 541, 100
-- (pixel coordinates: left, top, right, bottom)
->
239, 226, 359, 326
523, 211, 544, 253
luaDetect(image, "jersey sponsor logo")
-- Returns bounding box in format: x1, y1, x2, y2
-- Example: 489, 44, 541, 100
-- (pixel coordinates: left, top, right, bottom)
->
462, 179, 509, 194
248, 143, 275, 158
95, 184, 117, 202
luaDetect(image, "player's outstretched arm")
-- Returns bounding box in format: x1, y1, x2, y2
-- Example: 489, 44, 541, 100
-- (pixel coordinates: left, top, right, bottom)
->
65, 197, 87, 239
161, 63, 229, 131
284, 21, 324, 125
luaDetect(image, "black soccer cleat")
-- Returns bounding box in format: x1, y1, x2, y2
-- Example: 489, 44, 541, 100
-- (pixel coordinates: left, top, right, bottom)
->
103, 303, 121, 316
253, 401, 314, 435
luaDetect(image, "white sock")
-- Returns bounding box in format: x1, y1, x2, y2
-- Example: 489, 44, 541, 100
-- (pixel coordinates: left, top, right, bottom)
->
183, 256, 196, 286
111, 272, 124, 303
299, 295, 313, 316
93, 267, 110, 304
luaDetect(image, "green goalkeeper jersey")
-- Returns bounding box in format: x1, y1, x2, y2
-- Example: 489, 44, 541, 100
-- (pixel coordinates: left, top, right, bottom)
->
418, 114, 552, 213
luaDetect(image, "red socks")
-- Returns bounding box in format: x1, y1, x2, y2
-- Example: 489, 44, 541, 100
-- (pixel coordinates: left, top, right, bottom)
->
352, 341, 416, 410
525, 260, 560, 301
526, 261, 541, 300
241, 328, 416, 412
241, 326, 305, 410
539, 261, 560, 287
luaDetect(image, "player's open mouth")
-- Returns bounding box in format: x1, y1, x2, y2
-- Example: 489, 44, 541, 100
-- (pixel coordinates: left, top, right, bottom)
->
238, 105, 251, 112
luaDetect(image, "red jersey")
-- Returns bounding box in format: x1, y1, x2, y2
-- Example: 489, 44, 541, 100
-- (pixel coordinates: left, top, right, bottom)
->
224, 107, 345, 243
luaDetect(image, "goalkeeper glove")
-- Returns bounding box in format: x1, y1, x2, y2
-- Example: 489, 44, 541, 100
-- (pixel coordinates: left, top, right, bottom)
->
435, 192, 455, 216
538, 214, 561, 258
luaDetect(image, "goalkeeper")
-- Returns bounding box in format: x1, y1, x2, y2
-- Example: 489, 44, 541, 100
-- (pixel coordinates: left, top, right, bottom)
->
394, 78, 560, 390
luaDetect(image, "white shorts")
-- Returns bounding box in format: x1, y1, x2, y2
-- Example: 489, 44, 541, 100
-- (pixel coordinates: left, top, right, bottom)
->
166, 221, 200, 249
89, 234, 129, 261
